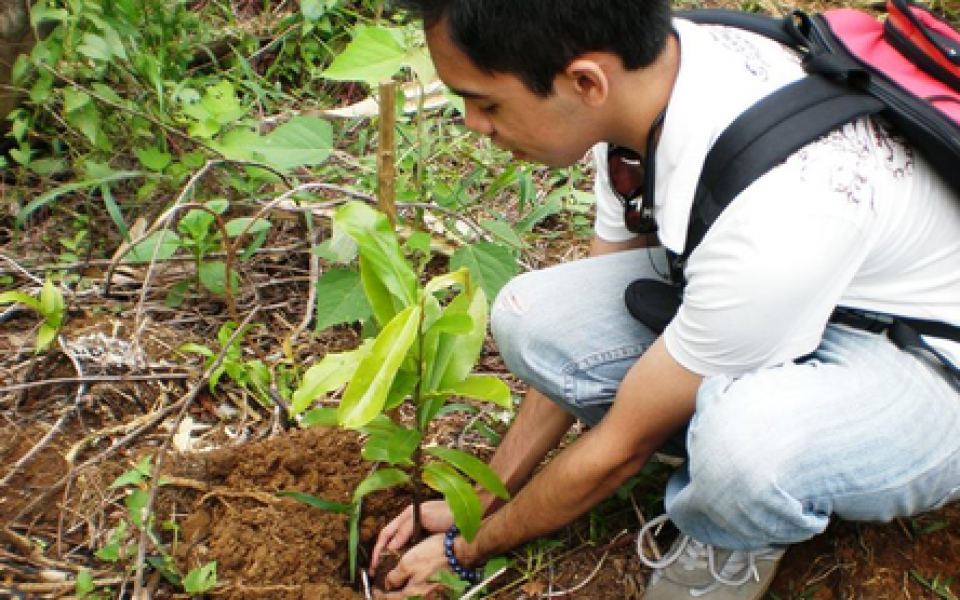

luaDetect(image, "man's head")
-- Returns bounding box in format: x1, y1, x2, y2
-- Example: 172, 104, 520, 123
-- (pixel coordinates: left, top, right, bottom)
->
394, 0, 673, 97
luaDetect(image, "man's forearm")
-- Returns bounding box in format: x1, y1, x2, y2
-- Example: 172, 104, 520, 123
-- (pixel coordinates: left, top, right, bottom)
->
457, 338, 701, 565
478, 387, 575, 514
459, 419, 658, 563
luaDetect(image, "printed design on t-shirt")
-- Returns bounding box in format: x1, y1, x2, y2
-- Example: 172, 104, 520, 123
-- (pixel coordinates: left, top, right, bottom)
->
788, 118, 911, 208
706, 26, 771, 80
871, 116, 916, 183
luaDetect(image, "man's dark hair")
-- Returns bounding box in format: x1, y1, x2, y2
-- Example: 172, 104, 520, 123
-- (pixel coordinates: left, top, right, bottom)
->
393, 0, 673, 97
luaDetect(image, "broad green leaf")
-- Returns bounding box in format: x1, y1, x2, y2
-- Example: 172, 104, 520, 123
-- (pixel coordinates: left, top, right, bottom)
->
423, 463, 483, 541
277, 491, 352, 513
126, 489, 150, 527
353, 468, 410, 504
424, 312, 473, 335
77, 33, 113, 61
225, 217, 271, 238
518, 193, 564, 233
126, 230, 181, 263
198, 261, 238, 296
178, 201, 222, 240
95, 541, 121, 562
478, 218, 524, 250
383, 367, 419, 412
433, 286, 488, 392
300, 406, 339, 427
424, 268, 470, 296
314, 268, 373, 331
75, 569, 94, 597
450, 242, 520, 303
136, 147, 172, 172
212, 127, 260, 161
36, 324, 57, 353
426, 446, 510, 500
92, 83, 124, 105
339, 305, 421, 428
335, 202, 417, 325
201, 80, 246, 125
183, 562, 217, 594
360, 415, 422, 465
62, 89, 91, 114
0, 291, 39, 309
257, 116, 333, 170
179, 342, 215, 358
301, 0, 336, 20
321, 26, 407, 86
39, 278, 63, 326
291, 342, 372, 415
444, 375, 513, 410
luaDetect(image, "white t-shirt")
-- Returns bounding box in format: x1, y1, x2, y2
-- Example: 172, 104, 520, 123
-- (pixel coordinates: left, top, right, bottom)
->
594, 18, 960, 376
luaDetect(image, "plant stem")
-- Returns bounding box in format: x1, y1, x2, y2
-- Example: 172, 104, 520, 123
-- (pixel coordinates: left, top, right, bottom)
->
410, 298, 429, 543
412, 444, 423, 543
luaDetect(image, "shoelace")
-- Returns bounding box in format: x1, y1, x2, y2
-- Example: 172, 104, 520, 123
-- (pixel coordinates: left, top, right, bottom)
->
635, 514, 760, 588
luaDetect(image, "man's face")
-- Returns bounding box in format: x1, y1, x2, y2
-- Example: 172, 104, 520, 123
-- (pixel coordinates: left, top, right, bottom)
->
425, 22, 599, 168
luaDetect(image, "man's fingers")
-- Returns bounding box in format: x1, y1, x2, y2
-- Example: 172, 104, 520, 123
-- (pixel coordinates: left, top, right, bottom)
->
383, 563, 410, 592
370, 508, 413, 572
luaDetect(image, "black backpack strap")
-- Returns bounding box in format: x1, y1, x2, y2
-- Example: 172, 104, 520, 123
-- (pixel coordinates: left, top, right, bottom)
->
832, 307, 960, 376
679, 76, 885, 266
677, 8, 802, 47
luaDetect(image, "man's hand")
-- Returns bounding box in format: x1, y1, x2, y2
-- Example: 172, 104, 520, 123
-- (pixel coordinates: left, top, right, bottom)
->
370, 500, 453, 574
376, 533, 448, 599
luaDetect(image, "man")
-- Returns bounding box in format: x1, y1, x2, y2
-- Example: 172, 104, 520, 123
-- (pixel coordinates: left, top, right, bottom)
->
370, 0, 960, 598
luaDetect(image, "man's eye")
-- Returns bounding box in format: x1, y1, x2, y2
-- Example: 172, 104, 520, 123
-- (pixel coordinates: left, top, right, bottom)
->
480, 104, 498, 114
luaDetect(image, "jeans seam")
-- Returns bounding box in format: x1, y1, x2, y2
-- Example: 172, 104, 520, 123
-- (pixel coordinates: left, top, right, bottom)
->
561, 342, 649, 407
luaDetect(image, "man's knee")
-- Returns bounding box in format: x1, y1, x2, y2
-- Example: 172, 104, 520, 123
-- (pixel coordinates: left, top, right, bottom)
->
491, 272, 553, 382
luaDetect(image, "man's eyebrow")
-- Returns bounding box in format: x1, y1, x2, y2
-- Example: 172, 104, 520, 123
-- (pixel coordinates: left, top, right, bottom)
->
447, 86, 489, 100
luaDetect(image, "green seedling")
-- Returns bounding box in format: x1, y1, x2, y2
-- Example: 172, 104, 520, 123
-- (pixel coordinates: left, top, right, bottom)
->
98, 456, 216, 595
125, 199, 272, 305
0, 277, 65, 352
180, 321, 280, 407
291, 201, 514, 585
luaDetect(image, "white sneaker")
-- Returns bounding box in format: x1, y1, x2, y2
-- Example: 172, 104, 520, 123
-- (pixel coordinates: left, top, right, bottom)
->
637, 515, 784, 599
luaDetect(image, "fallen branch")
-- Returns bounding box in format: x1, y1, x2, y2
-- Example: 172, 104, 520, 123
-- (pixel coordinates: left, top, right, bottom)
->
0, 373, 189, 395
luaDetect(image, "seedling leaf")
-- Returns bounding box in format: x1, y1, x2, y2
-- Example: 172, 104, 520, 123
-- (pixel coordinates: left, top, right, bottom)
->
427, 446, 510, 500
339, 305, 421, 428
423, 463, 483, 541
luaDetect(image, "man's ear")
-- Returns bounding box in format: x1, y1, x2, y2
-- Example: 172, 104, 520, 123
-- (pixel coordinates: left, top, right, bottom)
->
565, 57, 609, 106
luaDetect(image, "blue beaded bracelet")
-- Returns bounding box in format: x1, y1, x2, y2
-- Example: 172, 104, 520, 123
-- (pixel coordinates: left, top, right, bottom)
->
444, 525, 483, 585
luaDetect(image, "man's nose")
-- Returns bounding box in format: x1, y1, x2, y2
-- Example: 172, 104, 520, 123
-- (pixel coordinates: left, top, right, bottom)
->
462, 105, 494, 135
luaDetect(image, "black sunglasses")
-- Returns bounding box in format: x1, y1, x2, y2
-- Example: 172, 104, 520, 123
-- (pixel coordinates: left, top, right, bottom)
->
607, 110, 666, 235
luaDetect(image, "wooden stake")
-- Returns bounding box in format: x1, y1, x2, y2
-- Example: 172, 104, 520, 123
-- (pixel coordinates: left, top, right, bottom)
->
377, 80, 398, 226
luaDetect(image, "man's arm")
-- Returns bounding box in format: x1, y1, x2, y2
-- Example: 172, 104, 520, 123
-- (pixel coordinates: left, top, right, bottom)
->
452, 337, 700, 564
478, 387, 576, 513
589, 233, 656, 257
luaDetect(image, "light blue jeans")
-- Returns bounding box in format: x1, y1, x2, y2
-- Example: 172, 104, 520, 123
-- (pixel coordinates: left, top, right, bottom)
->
490, 248, 960, 551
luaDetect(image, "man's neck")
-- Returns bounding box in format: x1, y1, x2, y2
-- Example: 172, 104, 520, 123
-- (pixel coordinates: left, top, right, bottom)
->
604, 32, 680, 153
